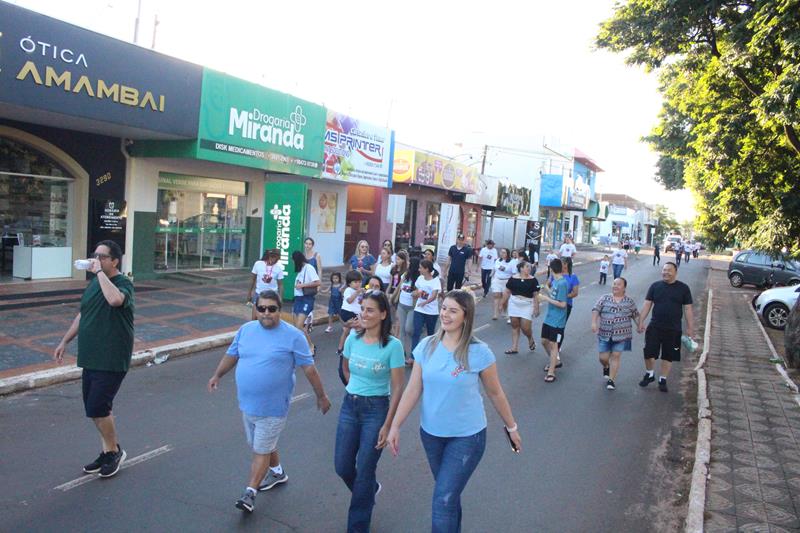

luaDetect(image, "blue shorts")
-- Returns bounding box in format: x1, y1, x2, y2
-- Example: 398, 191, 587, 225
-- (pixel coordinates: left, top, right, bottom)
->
292, 295, 315, 315
598, 338, 632, 353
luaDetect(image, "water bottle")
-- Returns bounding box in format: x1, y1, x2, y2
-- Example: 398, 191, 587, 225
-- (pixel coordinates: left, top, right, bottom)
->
74, 259, 93, 270
681, 335, 699, 353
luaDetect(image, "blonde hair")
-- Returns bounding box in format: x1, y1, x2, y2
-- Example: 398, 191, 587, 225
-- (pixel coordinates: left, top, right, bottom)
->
355, 240, 370, 256
425, 290, 478, 370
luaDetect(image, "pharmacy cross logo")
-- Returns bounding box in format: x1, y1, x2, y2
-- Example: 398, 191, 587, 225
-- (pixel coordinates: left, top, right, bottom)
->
270, 205, 282, 219
290, 106, 307, 133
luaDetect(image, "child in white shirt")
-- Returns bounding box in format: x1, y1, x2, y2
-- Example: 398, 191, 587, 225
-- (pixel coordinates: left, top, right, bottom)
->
599, 255, 610, 285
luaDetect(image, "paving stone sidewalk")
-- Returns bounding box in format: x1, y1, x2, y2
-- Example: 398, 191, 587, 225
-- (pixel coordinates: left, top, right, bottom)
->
704, 266, 800, 532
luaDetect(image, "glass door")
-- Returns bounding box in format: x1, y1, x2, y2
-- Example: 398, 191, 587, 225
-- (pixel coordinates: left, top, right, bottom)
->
202, 193, 226, 268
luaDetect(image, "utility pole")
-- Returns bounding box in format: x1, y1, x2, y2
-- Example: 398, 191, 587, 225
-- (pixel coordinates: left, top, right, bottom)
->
480, 144, 488, 174
133, 0, 142, 44
151, 14, 159, 49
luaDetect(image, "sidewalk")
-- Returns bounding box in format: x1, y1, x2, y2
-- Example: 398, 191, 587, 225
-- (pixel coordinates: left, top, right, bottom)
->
702, 264, 800, 531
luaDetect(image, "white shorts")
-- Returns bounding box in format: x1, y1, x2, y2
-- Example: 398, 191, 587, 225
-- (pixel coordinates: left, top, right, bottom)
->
242, 413, 286, 455
508, 295, 534, 320
491, 276, 510, 293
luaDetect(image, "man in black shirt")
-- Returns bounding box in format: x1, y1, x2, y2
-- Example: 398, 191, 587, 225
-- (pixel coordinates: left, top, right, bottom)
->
637, 262, 694, 392
445, 234, 473, 291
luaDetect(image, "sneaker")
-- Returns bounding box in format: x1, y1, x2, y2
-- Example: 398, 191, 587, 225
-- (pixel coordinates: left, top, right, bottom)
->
603, 366, 610, 378
506, 318, 511, 324
258, 470, 288, 491
658, 379, 668, 393
606, 379, 616, 390
639, 373, 655, 387
235, 489, 256, 513
83, 450, 113, 474
98, 446, 126, 478
325, 326, 333, 333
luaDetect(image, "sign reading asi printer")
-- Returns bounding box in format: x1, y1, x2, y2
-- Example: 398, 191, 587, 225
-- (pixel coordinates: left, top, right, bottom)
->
198, 70, 326, 178
322, 111, 394, 187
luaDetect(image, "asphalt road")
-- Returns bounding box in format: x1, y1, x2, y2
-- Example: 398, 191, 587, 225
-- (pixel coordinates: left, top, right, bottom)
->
0, 254, 709, 532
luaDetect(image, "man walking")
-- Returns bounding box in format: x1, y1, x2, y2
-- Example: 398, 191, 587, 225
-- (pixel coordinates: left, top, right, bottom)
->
653, 243, 661, 266
611, 242, 628, 279
208, 289, 331, 514
674, 242, 682, 268
54, 240, 134, 478
538, 259, 570, 383
478, 239, 497, 297
445, 233, 473, 291
637, 262, 694, 393
558, 235, 577, 275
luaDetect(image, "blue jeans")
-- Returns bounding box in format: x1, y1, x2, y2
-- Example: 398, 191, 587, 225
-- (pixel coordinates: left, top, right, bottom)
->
334, 394, 389, 533
420, 427, 486, 533
612, 263, 624, 279
412, 311, 439, 351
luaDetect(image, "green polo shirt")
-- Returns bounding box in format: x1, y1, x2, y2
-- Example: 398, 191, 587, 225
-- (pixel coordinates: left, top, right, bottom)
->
77, 274, 135, 372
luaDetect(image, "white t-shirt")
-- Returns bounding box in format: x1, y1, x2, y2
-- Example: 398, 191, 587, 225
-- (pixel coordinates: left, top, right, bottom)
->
494, 259, 513, 279
294, 263, 320, 297
414, 276, 441, 315
559, 243, 577, 258
432, 262, 442, 276
546, 253, 559, 265
599, 260, 609, 274
398, 277, 415, 307
375, 262, 393, 286
479, 247, 497, 270
611, 249, 628, 265
509, 258, 520, 275
342, 287, 363, 314
252, 261, 285, 293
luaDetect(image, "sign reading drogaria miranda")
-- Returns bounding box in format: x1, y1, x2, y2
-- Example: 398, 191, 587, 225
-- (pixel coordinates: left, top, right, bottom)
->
0, 2, 201, 138
197, 70, 326, 178
262, 182, 308, 301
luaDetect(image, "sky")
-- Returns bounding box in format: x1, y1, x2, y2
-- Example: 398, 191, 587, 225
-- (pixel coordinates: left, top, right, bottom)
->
10, 0, 697, 221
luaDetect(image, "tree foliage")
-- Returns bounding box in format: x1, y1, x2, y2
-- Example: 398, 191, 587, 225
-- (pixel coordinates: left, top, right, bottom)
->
652, 204, 680, 241
597, 0, 800, 255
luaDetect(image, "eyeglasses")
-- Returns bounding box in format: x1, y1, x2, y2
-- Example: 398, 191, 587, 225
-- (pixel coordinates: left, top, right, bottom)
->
255, 304, 280, 314
91, 253, 111, 260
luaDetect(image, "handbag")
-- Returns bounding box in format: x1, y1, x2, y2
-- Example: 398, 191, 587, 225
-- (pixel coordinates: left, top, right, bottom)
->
301, 266, 318, 297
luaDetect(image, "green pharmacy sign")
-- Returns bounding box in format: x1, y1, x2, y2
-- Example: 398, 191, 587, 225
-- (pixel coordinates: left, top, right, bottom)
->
262, 182, 308, 301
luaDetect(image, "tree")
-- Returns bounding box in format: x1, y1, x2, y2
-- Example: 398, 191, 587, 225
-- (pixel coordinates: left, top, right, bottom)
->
652, 204, 680, 241
597, 0, 800, 255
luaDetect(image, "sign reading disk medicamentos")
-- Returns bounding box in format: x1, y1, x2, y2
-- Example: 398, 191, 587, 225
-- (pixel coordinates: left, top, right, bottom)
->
197, 70, 326, 178
322, 111, 394, 187
263, 182, 308, 301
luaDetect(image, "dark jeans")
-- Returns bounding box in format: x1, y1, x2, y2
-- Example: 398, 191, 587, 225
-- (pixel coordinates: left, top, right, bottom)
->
675, 253, 682, 267
447, 271, 464, 291
612, 263, 624, 279
599, 272, 607, 285
334, 394, 389, 533
653, 253, 660, 266
412, 311, 439, 350
420, 427, 486, 533
480, 269, 492, 296
558, 304, 573, 349
684, 251, 691, 262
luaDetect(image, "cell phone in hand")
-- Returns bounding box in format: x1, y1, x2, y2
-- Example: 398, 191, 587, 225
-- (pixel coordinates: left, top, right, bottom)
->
504, 427, 520, 453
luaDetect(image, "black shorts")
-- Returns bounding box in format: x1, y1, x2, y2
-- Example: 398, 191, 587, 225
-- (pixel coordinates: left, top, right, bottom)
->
340, 309, 358, 324
82, 369, 127, 418
541, 323, 564, 344
643, 326, 682, 362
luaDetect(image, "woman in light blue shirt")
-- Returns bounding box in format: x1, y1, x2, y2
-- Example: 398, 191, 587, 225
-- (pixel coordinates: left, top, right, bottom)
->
335, 291, 406, 533
387, 290, 521, 533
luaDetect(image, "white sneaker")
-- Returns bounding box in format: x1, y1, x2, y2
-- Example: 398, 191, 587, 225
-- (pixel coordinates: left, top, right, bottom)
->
325, 326, 333, 333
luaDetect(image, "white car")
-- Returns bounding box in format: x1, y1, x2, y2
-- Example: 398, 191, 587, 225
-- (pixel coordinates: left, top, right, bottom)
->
753, 285, 800, 330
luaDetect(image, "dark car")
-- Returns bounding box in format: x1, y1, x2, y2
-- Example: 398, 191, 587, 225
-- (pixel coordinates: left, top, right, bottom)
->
727, 250, 800, 288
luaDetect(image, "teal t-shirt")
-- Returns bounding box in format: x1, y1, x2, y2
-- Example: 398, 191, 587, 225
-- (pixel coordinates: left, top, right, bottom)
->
344, 334, 405, 397
544, 276, 570, 328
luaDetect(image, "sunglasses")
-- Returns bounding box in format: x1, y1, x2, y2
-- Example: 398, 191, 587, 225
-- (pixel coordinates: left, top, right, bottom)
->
91, 253, 111, 260
255, 304, 280, 314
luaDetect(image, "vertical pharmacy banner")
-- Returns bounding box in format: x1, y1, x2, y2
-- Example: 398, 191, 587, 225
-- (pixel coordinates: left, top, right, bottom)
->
263, 182, 308, 301
436, 203, 460, 265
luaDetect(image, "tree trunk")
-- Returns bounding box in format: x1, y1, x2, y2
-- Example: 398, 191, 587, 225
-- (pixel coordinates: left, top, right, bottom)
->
785, 296, 800, 368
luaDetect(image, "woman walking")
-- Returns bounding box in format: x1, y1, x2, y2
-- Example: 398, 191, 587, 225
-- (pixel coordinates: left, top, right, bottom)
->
387, 290, 522, 533
491, 248, 513, 320
591, 277, 639, 390
392, 256, 420, 365
388, 251, 408, 335
374, 247, 394, 289
350, 240, 376, 283
503, 260, 540, 354
304, 237, 323, 278
382, 239, 397, 264
411, 260, 441, 350
292, 251, 321, 354
335, 291, 405, 533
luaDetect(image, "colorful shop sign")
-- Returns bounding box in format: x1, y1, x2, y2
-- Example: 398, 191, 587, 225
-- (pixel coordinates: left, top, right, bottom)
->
263, 182, 308, 301
496, 183, 531, 217
195, 69, 326, 178
390, 149, 478, 194
392, 149, 416, 184
322, 111, 394, 187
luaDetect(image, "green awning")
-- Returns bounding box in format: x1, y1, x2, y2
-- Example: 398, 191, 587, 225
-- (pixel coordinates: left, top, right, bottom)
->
585, 200, 600, 219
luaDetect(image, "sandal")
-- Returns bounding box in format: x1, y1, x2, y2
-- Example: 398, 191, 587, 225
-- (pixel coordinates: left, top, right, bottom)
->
492, 316, 498, 320
504, 349, 519, 355
544, 374, 556, 383
528, 338, 536, 351
543, 362, 563, 372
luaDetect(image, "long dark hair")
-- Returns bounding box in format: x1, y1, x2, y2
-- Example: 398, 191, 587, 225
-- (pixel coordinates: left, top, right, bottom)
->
499, 248, 511, 262
405, 257, 421, 285
356, 291, 393, 348
420, 259, 439, 278
391, 250, 409, 279
292, 251, 308, 273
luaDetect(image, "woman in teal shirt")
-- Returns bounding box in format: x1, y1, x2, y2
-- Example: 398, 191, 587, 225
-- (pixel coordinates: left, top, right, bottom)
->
387, 290, 522, 533
335, 291, 406, 533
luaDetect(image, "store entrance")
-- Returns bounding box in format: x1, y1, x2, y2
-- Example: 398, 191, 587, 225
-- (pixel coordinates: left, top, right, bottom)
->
154, 173, 246, 272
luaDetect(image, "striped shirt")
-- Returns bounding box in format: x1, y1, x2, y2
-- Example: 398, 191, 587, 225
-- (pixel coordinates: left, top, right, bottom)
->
592, 294, 639, 341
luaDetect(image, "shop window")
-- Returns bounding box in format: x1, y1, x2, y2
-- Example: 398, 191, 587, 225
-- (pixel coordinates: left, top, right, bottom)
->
395, 199, 417, 251
423, 202, 441, 247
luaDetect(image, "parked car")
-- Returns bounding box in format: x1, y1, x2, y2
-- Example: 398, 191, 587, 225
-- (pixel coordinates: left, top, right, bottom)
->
753, 285, 800, 330
663, 235, 682, 252
728, 250, 800, 288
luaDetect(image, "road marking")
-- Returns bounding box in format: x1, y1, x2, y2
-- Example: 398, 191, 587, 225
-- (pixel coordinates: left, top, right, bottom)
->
55, 445, 173, 492
474, 323, 491, 333
291, 392, 312, 403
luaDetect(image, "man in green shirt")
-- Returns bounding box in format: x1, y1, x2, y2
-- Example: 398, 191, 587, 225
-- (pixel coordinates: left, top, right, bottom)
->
54, 240, 134, 478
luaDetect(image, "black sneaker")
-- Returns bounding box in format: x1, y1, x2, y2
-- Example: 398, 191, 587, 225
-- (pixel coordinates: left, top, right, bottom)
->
603, 366, 610, 378
658, 379, 668, 393
99, 446, 126, 478
638, 373, 655, 387
606, 379, 616, 390
83, 451, 113, 474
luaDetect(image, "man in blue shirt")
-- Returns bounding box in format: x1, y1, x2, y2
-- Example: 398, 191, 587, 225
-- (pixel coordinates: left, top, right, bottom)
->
538, 259, 569, 383
445, 234, 473, 291
208, 290, 331, 514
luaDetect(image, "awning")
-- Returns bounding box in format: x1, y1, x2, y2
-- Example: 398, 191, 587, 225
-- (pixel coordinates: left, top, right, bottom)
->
585, 200, 599, 219
613, 221, 630, 228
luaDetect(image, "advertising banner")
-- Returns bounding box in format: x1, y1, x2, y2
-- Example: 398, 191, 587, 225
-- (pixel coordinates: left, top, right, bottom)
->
539, 174, 565, 208
465, 174, 499, 206
391, 149, 478, 194
496, 183, 531, 217
0, 2, 201, 137
564, 174, 591, 210
391, 149, 416, 184
436, 203, 460, 264
322, 111, 394, 187
263, 182, 308, 301
197, 70, 326, 178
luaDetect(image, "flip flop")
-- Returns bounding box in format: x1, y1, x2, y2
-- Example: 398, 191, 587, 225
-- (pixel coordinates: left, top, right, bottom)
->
543, 362, 563, 372
492, 316, 498, 320
529, 338, 536, 351
504, 349, 519, 355
544, 374, 556, 383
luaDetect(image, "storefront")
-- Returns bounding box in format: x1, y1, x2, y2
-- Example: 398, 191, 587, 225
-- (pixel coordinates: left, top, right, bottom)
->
539, 172, 590, 247
0, 3, 201, 281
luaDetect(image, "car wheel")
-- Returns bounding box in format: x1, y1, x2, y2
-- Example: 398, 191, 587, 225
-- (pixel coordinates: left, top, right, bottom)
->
729, 272, 744, 288
763, 302, 790, 330
788, 279, 800, 286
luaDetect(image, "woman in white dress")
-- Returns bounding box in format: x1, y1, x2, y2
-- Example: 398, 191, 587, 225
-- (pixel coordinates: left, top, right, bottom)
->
491, 248, 514, 320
